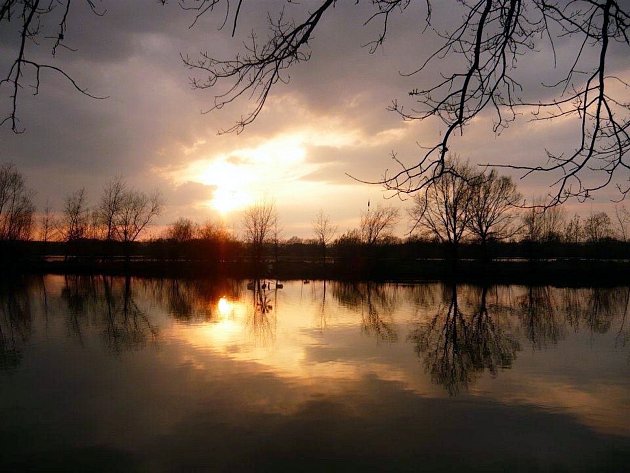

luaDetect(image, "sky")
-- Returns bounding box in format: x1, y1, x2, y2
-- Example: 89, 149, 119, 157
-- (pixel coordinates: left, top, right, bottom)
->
1, 0, 628, 239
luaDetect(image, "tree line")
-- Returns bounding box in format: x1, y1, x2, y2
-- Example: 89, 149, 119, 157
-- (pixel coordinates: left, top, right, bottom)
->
2, 160, 630, 264
1, 167, 162, 252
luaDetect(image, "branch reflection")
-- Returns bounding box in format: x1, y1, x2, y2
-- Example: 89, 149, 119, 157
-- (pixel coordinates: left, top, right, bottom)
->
332, 282, 399, 343
410, 285, 519, 395
516, 286, 563, 350
149, 278, 242, 322
101, 276, 159, 354
60, 275, 160, 353
246, 279, 277, 347
0, 277, 32, 370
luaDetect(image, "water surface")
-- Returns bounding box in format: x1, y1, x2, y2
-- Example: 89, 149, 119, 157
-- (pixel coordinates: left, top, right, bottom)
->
1, 276, 629, 471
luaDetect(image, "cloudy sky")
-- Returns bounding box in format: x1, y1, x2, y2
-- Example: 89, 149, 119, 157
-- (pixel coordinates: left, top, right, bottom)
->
1, 0, 628, 238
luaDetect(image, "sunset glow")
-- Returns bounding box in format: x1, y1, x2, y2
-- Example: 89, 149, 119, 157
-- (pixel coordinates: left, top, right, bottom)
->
179, 135, 314, 214
217, 296, 233, 318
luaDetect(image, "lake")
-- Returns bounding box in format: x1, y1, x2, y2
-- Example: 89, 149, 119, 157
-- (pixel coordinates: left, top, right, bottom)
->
1, 275, 629, 472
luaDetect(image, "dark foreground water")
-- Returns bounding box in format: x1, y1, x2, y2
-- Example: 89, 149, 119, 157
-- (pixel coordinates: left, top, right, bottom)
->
1, 275, 629, 472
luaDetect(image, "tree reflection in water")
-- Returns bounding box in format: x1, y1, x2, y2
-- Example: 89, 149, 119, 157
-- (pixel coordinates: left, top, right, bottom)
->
409, 285, 519, 395
616, 292, 630, 362
246, 279, 277, 347
101, 276, 159, 354
332, 282, 399, 343
2, 276, 629, 388
0, 277, 32, 370
409, 284, 630, 394
60, 275, 159, 353
149, 278, 242, 323
516, 286, 563, 350
574, 287, 628, 335
515, 286, 630, 349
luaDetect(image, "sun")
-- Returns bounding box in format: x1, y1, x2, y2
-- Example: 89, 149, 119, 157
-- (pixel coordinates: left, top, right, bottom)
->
175, 133, 319, 215
192, 160, 255, 214
211, 183, 253, 214
217, 297, 233, 318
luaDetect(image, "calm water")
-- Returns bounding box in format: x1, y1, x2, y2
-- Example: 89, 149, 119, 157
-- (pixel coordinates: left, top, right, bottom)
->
1, 275, 629, 472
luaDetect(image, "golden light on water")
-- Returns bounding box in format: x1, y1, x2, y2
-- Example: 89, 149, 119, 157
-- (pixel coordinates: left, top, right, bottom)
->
217, 296, 233, 318
162, 281, 630, 437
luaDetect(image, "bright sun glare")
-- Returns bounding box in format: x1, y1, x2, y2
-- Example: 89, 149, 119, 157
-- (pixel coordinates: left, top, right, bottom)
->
217, 296, 233, 318
185, 135, 310, 215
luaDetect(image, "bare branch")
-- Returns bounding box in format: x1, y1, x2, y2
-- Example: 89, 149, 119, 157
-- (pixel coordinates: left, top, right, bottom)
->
1, 0, 107, 132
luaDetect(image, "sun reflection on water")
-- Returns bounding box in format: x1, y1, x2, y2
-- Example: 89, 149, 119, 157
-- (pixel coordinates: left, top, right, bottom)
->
217, 296, 233, 318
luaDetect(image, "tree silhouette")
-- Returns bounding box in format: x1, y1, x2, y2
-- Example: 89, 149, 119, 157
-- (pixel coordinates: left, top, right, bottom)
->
360, 205, 400, 246
467, 169, 522, 253
522, 200, 566, 242
0, 0, 108, 132
39, 201, 57, 243
114, 190, 162, 253
410, 157, 474, 258
242, 200, 277, 264
563, 213, 584, 243
613, 205, 630, 242
95, 176, 162, 252
0, 163, 35, 241
167, 217, 197, 243
98, 177, 127, 242
583, 211, 614, 242
60, 188, 89, 243
312, 209, 337, 262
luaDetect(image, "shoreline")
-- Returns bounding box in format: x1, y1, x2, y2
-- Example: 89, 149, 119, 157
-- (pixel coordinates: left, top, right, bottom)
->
5, 257, 630, 286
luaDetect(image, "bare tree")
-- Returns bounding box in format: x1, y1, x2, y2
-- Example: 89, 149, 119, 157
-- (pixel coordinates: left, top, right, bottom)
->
0, 0, 107, 132
39, 201, 56, 243
583, 211, 613, 242
613, 205, 630, 242
0, 163, 35, 241
98, 177, 126, 242
522, 200, 566, 242
360, 205, 400, 246
335, 229, 362, 246
563, 214, 583, 244
61, 188, 88, 242
85, 209, 105, 240
312, 210, 337, 260
197, 219, 232, 242
467, 170, 522, 248
95, 177, 161, 248
167, 217, 196, 243
410, 158, 474, 256
242, 200, 277, 262
114, 190, 162, 246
